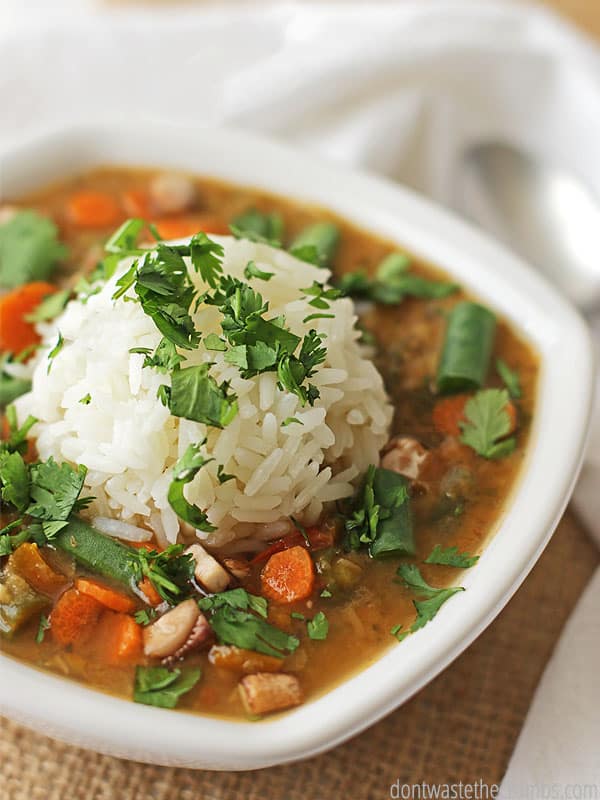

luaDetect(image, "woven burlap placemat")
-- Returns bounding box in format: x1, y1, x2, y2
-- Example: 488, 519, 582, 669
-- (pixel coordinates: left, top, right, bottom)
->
1, 510, 597, 799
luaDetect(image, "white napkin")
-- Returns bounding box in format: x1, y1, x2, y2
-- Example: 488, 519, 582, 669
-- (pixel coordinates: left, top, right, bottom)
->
2, 0, 600, 784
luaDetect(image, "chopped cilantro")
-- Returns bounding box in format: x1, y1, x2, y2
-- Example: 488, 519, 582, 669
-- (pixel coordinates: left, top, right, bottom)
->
79, 393, 91, 405
345, 466, 414, 558
425, 544, 479, 568
290, 612, 305, 621
25, 288, 71, 323
203, 333, 227, 352
135, 544, 195, 605
0, 211, 67, 288
141, 338, 183, 374
230, 209, 283, 247
1, 407, 37, 455
307, 611, 329, 640
216, 464, 235, 484
282, 417, 303, 427
0, 451, 30, 512
198, 587, 267, 619
301, 281, 342, 310
244, 260, 274, 281
27, 458, 92, 527
303, 313, 334, 323
459, 388, 516, 459
189, 232, 224, 288
167, 442, 215, 531
396, 564, 464, 631
390, 623, 408, 642
496, 358, 522, 399
134, 666, 201, 709
46, 332, 64, 373
134, 608, 158, 626
168, 365, 238, 428
277, 329, 326, 406
319, 588, 332, 598
36, 614, 50, 644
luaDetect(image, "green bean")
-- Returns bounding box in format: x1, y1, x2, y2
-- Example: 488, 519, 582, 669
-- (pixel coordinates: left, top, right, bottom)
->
290, 222, 340, 268
436, 301, 496, 394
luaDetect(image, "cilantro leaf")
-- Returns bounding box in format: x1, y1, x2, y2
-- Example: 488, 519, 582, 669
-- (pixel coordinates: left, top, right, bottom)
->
203, 333, 227, 352
141, 338, 183, 374
135, 544, 195, 605
396, 563, 464, 631
301, 281, 342, 310
244, 260, 274, 281
0, 407, 37, 455
306, 611, 329, 640
79, 393, 91, 405
459, 388, 516, 459
208, 606, 299, 658
390, 624, 408, 642
190, 232, 224, 288
27, 458, 91, 522
168, 365, 238, 429
425, 544, 479, 568
0, 451, 30, 511
134, 666, 201, 709
0, 211, 67, 288
198, 587, 267, 619
25, 288, 71, 323
230, 209, 283, 247
134, 608, 158, 626
167, 443, 215, 531
496, 358, 522, 399
282, 417, 302, 427
277, 330, 326, 406
345, 466, 414, 558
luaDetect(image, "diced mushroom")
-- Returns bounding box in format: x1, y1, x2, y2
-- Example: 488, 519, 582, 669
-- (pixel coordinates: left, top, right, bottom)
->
222, 557, 251, 581
162, 612, 213, 665
149, 172, 196, 215
380, 436, 429, 480
186, 544, 231, 594
238, 673, 303, 715
209, 644, 283, 674
143, 598, 199, 659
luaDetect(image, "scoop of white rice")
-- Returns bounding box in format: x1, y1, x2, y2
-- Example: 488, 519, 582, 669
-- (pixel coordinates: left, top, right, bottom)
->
16, 236, 393, 549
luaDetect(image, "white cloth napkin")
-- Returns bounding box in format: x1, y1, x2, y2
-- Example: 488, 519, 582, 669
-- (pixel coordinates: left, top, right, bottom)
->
2, 0, 600, 785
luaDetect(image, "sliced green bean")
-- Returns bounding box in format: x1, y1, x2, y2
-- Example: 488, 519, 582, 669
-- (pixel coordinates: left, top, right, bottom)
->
436, 301, 496, 394
290, 222, 340, 268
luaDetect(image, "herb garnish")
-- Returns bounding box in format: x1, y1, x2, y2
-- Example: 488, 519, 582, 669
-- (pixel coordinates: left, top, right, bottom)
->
425, 544, 479, 568
459, 388, 516, 459
134, 665, 201, 709
306, 611, 329, 640
46, 332, 64, 373
396, 564, 464, 631
165, 365, 239, 428
496, 358, 522, 399
230, 209, 283, 247
36, 615, 50, 644
167, 443, 215, 531
0, 211, 67, 288
25, 288, 71, 323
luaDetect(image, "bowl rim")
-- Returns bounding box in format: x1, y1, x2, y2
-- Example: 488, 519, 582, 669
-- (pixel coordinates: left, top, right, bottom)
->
0, 121, 594, 770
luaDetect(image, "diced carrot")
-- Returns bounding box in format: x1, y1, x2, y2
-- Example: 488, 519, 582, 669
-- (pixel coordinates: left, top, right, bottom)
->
250, 526, 334, 565
0, 281, 57, 353
75, 578, 136, 613
260, 546, 315, 604
153, 214, 229, 240
432, 394, 471, 437
97, 612, 143, 665
121, 189, 153, 219
9, 543, 68, 597
66, 191, 121, 229
138, 576, 162, 607
50, 589, 102, 645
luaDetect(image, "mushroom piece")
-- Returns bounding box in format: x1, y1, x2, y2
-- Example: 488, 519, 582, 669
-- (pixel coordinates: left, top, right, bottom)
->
221, 557, 251, 581
380, 436, 429, 480
238, 673, 303, 715
143, 598, 200, 659
186, 544, 231, 594
162, 612, 213, 666
149, 172, 196, 215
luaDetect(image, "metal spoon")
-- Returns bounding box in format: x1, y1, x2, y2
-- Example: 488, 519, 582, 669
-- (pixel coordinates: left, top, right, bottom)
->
457, 142, 600, 311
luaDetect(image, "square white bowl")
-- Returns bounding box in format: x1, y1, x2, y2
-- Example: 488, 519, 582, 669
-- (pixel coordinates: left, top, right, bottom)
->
0, 122, 594, 770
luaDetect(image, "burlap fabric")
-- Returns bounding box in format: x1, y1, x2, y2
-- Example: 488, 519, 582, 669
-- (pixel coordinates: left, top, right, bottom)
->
1, 511, 596, 799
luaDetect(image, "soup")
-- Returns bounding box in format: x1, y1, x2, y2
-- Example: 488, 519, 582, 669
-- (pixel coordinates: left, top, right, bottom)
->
0, 167, 537, 719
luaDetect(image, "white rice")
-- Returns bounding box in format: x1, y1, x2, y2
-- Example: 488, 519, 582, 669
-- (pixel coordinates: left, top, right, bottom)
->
16, 236, 393, 549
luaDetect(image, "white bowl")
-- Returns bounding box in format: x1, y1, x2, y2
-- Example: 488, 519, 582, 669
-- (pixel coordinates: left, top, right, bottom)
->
0, 123, 594, 770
